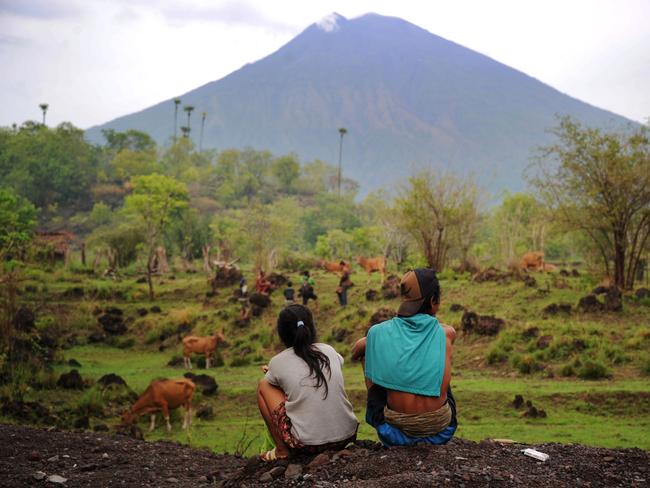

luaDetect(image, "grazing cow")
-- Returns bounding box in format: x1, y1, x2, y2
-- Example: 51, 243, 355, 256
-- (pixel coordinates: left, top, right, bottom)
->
122, 378, 195, 432
356, 256, 386, 280
319, 260, 351, 273
182, 330, 226, 369
520, 251, 545, 272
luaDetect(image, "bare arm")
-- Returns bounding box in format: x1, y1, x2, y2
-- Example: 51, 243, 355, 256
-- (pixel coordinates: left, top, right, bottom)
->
442, 324, 456, 344
351, 337, 367, 361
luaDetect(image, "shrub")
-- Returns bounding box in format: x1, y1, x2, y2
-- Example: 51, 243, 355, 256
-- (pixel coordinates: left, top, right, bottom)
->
230, 356, 251, 367
559, 363, 575, 377
511, 354, 537, 374
486, 346, 508, 365
577, 360, 610, 380
640, 356, 650, 376
77, 387, 104, 416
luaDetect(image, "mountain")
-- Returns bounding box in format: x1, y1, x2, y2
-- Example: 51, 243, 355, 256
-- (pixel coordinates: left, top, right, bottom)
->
86, 13, 635, 194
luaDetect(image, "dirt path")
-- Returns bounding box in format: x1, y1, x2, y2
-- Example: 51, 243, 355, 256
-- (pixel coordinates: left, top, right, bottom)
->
1, 424, 648, 487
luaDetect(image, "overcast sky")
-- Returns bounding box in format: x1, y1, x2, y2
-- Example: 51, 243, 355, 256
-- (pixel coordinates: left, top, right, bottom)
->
1, 0, 648, 129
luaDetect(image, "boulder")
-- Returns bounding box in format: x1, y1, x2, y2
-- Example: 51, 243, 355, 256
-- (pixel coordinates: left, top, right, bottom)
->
195, 405, 215, 420
57, 369, 84, 390
97, 373, 127, 389
365, 289, 379, 301
98, 311, 127, 335
184, 372, 218, 396
150, 305, 162, 313
249, 293, 271, 308
577, 294, 604, 313
604, 286, 623, 312
461, 311, 504, 336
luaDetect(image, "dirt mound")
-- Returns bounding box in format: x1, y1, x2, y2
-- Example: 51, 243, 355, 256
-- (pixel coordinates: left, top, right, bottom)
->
184, 372, 219, 396
57, 369, 84, 390
461, 311, 504, 336
1, 424, 648, 487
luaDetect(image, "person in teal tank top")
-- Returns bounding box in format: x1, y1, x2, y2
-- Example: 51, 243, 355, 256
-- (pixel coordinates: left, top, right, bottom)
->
351, 268, 458, 446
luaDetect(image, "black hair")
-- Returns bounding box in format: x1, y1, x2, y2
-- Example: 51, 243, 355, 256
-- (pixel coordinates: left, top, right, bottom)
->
416, 271, 441, 315
277, 304, 331, 398
287, 281, 293, 287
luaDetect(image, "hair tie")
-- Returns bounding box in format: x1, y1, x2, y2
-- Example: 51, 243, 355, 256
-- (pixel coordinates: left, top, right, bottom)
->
296, 320, 305, 328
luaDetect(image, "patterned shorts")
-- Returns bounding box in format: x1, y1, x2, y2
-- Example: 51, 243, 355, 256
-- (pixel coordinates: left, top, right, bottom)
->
270, 402, 357, 454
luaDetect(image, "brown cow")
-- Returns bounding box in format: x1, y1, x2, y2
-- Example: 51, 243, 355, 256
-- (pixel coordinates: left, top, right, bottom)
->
182, 330, 226, 369
356, 256, 386, 280
122, 378, 195, 432
520, 251, 545, 272
319, 260, 351, 273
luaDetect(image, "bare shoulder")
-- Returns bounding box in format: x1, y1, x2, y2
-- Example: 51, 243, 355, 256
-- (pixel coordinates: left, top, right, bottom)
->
441, 324, 457, 343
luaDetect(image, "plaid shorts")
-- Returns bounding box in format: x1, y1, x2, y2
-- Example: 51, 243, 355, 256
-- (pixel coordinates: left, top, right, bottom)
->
270, 402, 356, 454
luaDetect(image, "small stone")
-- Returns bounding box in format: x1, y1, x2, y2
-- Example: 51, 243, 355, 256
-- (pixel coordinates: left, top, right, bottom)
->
47, 455, 59, 462
337, 449, 353, 458
79, 463, 98, 472
101, 453, 109, 459
47, 474, 68, 484
33, 471, 47, 480
269, 466, 285, 478
603, 456, 615, 462
285, 463, 303, 480
166, 477, 179, 483
28, 451, 41, 461
259, 471, 273, 483
309, 453, 330, 468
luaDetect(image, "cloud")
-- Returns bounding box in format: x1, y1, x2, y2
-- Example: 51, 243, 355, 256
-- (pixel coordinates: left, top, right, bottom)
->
316, 13, 343, 33
0, 0, 83, 20
158, 0, 297, 33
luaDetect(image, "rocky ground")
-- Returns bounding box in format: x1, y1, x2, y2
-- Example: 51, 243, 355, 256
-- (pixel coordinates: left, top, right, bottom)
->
1, 424, 648, 487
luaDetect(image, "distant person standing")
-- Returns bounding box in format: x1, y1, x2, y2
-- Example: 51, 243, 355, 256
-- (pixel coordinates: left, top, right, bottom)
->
299, 271, 319, 313
336, 264, 353, 307
284, 281, 296, 306
239, 277, 248, 297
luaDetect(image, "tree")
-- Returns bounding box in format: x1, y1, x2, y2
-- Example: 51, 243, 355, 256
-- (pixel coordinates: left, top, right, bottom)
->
39, 103, 48, 125
272, 154, 300, 191
396, 171, 479, 271
184, 106, 195, 137
173, 98, 181, 142
123, 174, 188, 299
531, 117, 650, 289
337, 127, 347, 196
199, 112, 207, 152
492, 193, 546, 262
0, 188, 38, 258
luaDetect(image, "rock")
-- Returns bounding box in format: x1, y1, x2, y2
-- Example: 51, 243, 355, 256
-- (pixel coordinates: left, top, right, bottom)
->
98, 311, 127, 335
166, 477, 179, 483
184, 373, 218, 396
114, 423, 144, 440
268, 272, 288, 288
137, 308, 149, 317
523, 275, 537, 287
93, 424, 108, 432
577, 294, 604, 313
462, 311, 503, 335
97, 373, 128, 388
592, 286, 609, 295
381, 275, 400, 299
73, 416, 89, 429
167, 356, 184, 367
269, 466, 286, 478
150, 305, 162, 313
67, 358, 81, 367
603, 456, 615, 462
15, 307, 36, 332
449, 303, 464, 312
136, 277, 147, 284
367, 308, 395, 333
28, 450, 41, 461
513, 395, 524, 409
571, 269, 580, 277
330, 328, 349, 342
259, 471, 273, 483
309, 453, 331, 468
522, 327, 539, 338
79, 463, 98, 472
536, 335, 553, 349
635, 288, 650, 299
47, 455, 59, 462
196, 405, 215, 420
33, 471, 47, 480
365, 289, 379, 301
249, 293, 271, 308
542, 303, 572, 316
604, 287, 623, 311
88, 331, 105, 343
57, 369, 84, 390
559, 269, 570, 277
285, 463, 303, 480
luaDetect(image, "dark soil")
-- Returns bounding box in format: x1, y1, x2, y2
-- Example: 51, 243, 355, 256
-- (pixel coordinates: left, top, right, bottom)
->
2, 424, 648, 487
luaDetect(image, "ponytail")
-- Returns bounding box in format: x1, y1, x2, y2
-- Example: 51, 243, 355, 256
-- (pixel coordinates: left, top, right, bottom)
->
277, 304, 331, 399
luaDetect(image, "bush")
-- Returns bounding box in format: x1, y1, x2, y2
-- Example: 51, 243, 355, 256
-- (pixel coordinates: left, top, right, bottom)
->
486, 346, 508, 365
230, 356, 251, 367
511, 354, 538, 374
559, 363, 575, 377
77, 387, 104, 416
640, 356, 650, 376
577, 360, 610, 380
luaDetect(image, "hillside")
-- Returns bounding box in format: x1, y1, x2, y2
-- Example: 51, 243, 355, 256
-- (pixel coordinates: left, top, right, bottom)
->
2, 424, 648, 487
86, 13, 635, 194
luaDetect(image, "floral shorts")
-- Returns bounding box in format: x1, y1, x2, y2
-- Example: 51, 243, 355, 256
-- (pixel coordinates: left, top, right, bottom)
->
270, 402, 357, 454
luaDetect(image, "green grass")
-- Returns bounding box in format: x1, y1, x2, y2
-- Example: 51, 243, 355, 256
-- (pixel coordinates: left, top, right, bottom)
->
39, 345, 650, 455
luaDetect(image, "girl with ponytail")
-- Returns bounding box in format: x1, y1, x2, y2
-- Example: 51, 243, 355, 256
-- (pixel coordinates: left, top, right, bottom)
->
258, 304, 358, 461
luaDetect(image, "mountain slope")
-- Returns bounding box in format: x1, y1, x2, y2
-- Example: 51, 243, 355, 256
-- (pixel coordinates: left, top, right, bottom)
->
86, 13, 634, 194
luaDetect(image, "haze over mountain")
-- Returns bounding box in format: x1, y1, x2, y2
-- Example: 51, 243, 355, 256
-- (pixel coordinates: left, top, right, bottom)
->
86, 13, 634, 194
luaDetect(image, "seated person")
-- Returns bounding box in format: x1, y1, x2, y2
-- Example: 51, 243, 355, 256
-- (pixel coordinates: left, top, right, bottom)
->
258, 304, 358, 460
351, 268, 457, 446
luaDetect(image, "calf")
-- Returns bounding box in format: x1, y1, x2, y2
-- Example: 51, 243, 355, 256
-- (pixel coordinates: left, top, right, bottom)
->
182, 329, 226, 369
319, 260, 351, 273
122, 378, 195, 432
356, 256, 386, 280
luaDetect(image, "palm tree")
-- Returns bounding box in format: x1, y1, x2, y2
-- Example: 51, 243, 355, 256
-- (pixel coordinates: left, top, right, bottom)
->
199, 112, 207, 151
184, 105, 195, 137
39, 103, 49, 126
180, 126, 190, 138
337, 127, 348, 196
173, 98, 181, 141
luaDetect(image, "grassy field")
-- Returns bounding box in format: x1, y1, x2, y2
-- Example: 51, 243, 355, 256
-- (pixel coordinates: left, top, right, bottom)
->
45, 345, 650, 454
3, 262, 650, 455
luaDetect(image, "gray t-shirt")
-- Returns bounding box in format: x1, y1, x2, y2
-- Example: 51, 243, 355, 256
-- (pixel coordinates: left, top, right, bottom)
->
265, 343, 358, 445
